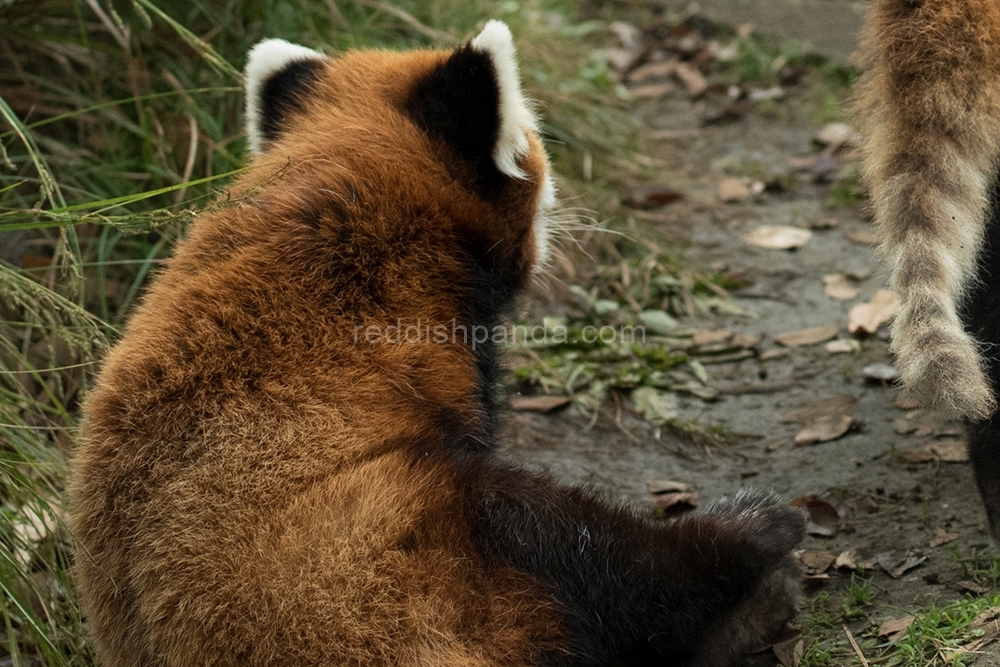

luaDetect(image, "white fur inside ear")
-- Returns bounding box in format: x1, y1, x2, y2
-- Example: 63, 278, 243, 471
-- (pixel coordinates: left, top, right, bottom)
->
470, 21, 538, 179
244, 39, 325, 155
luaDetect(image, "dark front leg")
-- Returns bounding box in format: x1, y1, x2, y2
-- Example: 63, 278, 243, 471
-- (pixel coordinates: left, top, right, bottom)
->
459, 459, 805, 666
963, 178, 1000, 540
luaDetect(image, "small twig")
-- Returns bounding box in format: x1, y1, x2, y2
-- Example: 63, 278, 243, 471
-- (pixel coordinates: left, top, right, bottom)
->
612, 392, 641, 444
843, 626, 870, 667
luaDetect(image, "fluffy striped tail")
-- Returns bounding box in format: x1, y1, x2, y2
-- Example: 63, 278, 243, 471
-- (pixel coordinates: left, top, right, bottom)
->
856, 0, 1000, 420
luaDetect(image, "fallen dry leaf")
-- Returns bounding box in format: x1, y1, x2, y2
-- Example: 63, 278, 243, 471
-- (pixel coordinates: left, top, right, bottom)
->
629, 82, 675, 99
823, 273, 861, 300
651, 491, 699, 514
760, 348, 791, 360
772, 637, 804, 667
719, 177, 751, 202
848, 290, 900, 335
800, 551, 836, 574
787, 155, 817, 170
674, 61, 707, 97
627, 58, 678, 83
929, 439, 968, 462
846, 230, 877, 245
510, 395, 572, 413
893, 417, 919, 435
815, 122, 858, 147
604, 47, 645, 74
731, 332, 760, 349
878, 615, 914, 642
776, 324, 839, 347
691, 329, 733, 346
794, 414, 854, 446
880, 553, 927, 579
834, 549, 872, 571
623, 184, 685, 209
825, 339, 860, 354
929, 528, 958, 548
782, 394, 858, 423
956, 580, 990, 595
791, 496, 841, 527
608, 21, 641, 49
862, 363, 899, 383
901, 440, 969, 463
743, 225, 812, 249
647, 480, 692, 494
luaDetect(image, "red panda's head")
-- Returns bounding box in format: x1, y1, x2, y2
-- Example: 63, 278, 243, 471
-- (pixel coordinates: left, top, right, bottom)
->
241, 22, 554, 284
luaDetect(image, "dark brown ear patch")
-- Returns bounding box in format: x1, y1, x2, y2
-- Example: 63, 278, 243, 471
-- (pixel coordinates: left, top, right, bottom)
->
258, 59, 326, 146
407, 46, 502, 185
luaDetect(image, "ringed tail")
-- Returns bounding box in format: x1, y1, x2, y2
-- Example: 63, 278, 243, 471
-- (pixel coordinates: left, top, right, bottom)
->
856, 0, 1000, 420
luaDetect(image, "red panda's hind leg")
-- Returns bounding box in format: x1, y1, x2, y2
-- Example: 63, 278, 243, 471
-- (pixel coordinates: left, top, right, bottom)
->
460, 460, 805, 666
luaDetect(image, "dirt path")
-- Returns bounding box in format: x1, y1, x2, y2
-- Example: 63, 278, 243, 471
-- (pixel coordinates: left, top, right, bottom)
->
504, 10, 998, 665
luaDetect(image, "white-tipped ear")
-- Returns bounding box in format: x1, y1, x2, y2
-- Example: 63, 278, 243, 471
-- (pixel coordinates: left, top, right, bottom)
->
470, 21, 537, 179
244, 39, 325, 155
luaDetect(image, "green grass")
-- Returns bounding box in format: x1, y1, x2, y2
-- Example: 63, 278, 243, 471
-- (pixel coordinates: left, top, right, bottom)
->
0, 1, 637, 663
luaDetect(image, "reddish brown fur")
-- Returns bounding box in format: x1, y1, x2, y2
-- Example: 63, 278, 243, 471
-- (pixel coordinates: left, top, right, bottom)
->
71, 37, 804, 666
72, 48, 560, 666
856, 0, 1000, 419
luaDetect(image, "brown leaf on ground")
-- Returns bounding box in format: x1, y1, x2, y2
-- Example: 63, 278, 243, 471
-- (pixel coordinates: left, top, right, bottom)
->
731, 332, 760, 349
878, 615, 914, 642
760, 348, 791, 360
825, 339, 860, 354
794, 414, 854, 446
930, 439, 968, 462
956, 580, 990, 595
691, 329, 733, 346
929, 528, 959, 548
629, 82, 675, 99
845, 230, 877, 245
719, 177, 751, 202
604, 47, 646, 74
862, 363, 899, 383
881, 553, 927, 579
834, 549, 872, 571
782, 394, 858, 423
623, 184, 685, 209
800, 551, 836, 574
674, 61, 707, 97
791, 496, 841, 527
776, 324, 839, 347
509, 395, 572, 413
627, 58, 678, 83
743, 225, 812, 249
647, 480, 692, 494
650, 491, 699, 514
848, 290, 900, 335
894, 394, 921, 410
815, 122, 859, 147
823, 273, 861, 300
901, 440, 969, 464
772, 637, 804, 667
787, 155, 817, 170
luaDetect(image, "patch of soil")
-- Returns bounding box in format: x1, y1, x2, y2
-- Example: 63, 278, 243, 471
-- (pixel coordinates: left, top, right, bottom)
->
503, 10, 998, 665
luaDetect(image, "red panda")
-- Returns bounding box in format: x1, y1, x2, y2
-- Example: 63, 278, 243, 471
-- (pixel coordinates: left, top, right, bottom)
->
70, 22, 804, 666
856, 0, 1000, 539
